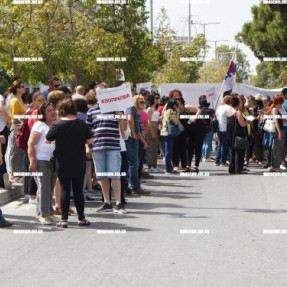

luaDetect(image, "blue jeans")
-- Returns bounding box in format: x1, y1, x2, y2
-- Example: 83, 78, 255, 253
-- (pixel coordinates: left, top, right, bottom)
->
125, 138, 140, 191
202, 131, 213, 159
0, 209, 6, 223
163, 136, 174, 172
216, 131, 228, 164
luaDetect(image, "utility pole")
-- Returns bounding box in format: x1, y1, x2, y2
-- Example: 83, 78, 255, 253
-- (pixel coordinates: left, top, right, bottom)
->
192, 22, 220, 82
188, 0, 191, 45
150, 0, 153, 40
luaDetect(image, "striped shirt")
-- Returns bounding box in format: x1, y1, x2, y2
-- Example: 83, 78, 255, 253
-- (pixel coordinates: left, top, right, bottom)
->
86, 106, 120, 151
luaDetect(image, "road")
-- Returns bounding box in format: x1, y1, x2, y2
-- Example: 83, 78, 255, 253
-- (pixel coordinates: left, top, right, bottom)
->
1, 158, 287, 287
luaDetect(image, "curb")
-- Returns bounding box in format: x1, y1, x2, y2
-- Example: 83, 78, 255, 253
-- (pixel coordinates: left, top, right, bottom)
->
0, 185, 24, 206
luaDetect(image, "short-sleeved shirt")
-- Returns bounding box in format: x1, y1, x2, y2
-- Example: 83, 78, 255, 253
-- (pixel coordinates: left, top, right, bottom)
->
9, 97, 26, 123
86, 106, 120, 151
46, 119, 93, 178
126, 105, 141, 135
31, 121, 55, 161
161, 109, 176, 136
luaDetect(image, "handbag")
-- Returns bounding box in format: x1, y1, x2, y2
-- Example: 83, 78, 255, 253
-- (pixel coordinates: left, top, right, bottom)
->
167, 122, 181, 137
167, 110, 180, 137
263, 119, 276, 133
233, 111, 249, 150
234, 136, 249, 150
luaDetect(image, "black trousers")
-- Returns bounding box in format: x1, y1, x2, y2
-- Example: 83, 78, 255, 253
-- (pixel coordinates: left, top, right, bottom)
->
186, 130, 206, 167
229, 148, 245, 173
254, 134, 263, 162
24, 151, 37, 195
172, 131, 186, 168
0, 126, 9, 187
58, 176, 85, 220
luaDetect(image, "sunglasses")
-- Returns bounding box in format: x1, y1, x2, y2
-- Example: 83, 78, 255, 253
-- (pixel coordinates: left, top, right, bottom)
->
139, 101, 145, 104
38, 98, 46, 102
155, 97, 160, 99
53, 84, 60, 88
20, 85, 25, 88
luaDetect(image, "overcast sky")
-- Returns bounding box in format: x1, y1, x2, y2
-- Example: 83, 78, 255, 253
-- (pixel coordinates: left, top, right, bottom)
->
146, 0, 262, 75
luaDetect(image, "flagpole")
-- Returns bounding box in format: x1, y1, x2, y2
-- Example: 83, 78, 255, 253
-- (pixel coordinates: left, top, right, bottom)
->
214, 45, 238, 109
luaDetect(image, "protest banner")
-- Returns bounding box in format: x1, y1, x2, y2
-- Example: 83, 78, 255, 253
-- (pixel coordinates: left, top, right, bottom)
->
97, 83, 133, 114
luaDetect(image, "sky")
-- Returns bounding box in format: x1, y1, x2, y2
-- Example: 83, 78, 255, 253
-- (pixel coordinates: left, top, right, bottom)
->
145, 0, 262, 75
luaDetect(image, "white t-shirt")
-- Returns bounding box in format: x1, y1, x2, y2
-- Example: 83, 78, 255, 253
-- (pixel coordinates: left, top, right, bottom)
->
31, 121, 55, 161
216, 104, 232, 132
0, 95, 7, 132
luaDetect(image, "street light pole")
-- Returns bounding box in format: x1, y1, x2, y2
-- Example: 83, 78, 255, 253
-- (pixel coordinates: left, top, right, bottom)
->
192, 22, 220, 82
188, 0, 191, 45
150, 0, 153, 41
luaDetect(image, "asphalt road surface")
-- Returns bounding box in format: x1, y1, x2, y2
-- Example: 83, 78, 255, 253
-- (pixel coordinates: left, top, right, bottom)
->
1, 159, 287, 287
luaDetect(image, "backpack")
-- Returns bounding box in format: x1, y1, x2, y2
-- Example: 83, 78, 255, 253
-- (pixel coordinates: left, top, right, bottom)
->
210, 116, 219, 133
16, 108, 37, 151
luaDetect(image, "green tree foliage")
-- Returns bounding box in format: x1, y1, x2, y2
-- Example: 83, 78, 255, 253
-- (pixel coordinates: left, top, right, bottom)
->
236, 1, 287, 85
152, 8, 206, 86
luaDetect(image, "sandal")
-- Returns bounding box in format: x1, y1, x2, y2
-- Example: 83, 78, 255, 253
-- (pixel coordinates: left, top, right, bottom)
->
78, 219, 90, 226
57, 220, 68, 228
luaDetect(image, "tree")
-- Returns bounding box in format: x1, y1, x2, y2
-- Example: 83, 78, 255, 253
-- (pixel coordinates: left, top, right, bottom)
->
151, 8, 207, 86
236, 2, 287, 80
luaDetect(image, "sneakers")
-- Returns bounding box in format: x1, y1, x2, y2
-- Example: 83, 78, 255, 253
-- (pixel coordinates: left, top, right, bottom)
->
96, 202, 113, 213
147, 167, 157, 173
113, 203, 127, 214
47, 215, 60, 223
29, 197, 37, 205
3, 173, 11, 189
36, 216, 52, 225
215, 162, 220, 166
280, 164, 287, 170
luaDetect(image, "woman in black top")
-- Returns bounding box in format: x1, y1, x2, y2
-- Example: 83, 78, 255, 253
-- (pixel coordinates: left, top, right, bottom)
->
46, 99, 93, 228
226, 96, 251, 174
177, 96, 204, 172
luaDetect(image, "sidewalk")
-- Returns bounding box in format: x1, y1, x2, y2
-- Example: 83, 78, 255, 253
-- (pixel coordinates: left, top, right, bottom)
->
0, 184, 24, 206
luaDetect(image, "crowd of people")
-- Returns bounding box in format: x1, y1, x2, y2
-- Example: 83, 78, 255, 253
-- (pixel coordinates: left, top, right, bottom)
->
0, 76, 286, 228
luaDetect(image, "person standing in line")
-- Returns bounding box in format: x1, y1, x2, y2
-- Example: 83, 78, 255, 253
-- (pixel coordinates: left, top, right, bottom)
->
161, 99, 180, 174
46, 99, 93, 228
0, 92, 11, 188
215, 95, 232, 166
145, 94, 162, 173
6, 79, 26, 184
28, 103, 58, 225
125, 82, 150, 195
43, 77, 61, 100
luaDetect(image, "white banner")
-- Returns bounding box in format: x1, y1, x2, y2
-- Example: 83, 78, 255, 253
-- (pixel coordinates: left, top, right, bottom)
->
97, 83, 133, 114
136, 82, 152, 94
158, 83, 284, 107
